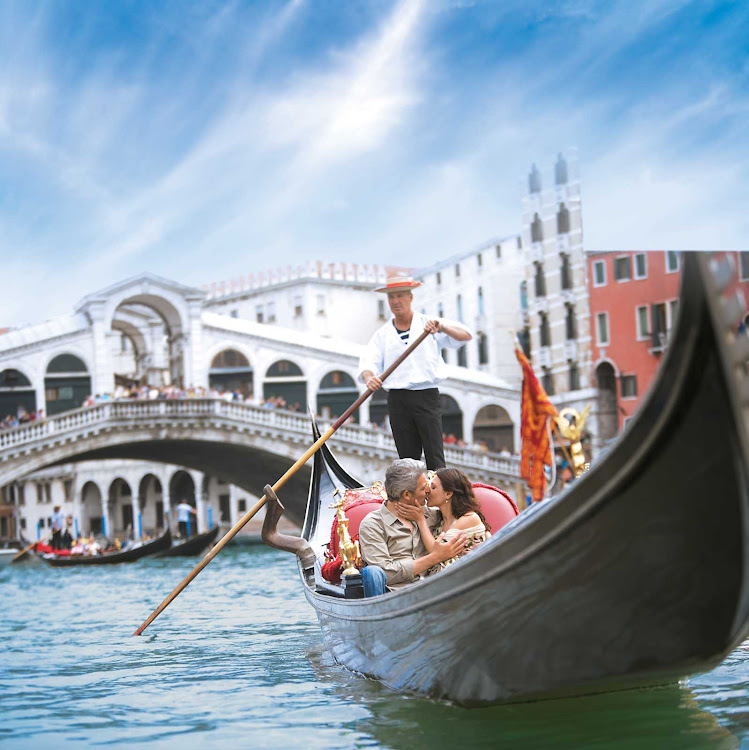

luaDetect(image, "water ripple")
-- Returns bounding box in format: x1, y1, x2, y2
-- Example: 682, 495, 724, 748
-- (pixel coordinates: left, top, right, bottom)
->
0, 546, 746, 749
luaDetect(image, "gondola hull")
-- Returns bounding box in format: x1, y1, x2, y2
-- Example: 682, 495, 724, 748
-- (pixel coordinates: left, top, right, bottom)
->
296, 253, 749, 705
158, 526, 220, 557
43, 528, 172, 567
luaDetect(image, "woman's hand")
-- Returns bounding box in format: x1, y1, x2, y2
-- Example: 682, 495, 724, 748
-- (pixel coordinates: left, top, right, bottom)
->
391, 501, 424, 522
432, 532, 467, 563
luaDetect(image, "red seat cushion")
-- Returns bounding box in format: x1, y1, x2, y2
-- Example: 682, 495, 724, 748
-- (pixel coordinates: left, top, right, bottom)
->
471, 483, 519, 534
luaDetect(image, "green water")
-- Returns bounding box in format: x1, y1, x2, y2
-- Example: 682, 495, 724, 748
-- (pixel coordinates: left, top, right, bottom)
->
1, 546, 746, 749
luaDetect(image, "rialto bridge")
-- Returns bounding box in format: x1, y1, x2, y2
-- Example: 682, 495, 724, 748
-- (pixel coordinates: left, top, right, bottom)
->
0, 272, 522, 539
0, 399, 522, 534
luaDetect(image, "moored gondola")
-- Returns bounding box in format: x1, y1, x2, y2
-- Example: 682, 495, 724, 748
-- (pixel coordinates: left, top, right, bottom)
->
263, 252, 749, 705
158, 525, 220, 557
43, 528, 172, 567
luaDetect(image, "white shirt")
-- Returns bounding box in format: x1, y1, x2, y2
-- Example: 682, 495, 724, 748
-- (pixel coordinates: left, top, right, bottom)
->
176, 503, 194, 522
358, 312, 470, 391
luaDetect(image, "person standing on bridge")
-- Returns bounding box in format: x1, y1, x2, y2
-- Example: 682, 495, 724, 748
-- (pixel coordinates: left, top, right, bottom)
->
359, 274, 471, 470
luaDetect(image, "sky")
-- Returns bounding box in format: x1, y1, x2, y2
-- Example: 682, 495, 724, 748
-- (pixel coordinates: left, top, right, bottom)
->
0, 0, 747, 327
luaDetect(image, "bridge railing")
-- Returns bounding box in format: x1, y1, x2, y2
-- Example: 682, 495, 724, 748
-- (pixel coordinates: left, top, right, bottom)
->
0, 399, 521, 478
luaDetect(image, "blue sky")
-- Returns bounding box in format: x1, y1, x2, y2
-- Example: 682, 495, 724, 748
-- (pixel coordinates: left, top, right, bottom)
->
1, 0, 747, 326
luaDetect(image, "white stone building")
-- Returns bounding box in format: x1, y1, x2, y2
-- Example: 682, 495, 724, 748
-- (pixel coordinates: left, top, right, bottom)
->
520, 149, 599, 447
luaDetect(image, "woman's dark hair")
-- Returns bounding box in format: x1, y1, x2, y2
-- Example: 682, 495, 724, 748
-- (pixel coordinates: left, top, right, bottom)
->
435, 468, 490, 532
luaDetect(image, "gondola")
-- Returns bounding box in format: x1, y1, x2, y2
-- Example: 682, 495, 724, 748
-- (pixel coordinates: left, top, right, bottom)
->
262, 252, 749, 705
43, 528, 172, 567
157, 525, 220, 557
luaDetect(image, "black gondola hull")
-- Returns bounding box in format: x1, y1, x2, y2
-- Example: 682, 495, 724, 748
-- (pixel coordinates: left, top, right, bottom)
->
158, 526, 220, 557
43, 528, 172, 567
297, 253, 749, 705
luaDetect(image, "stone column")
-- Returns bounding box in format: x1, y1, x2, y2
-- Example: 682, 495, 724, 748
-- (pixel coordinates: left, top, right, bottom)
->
89, 301, 115, 396
102, 490, 111, 540
358, 394, 370, 427
161, 472, 172, 533
192, 471, 205, 534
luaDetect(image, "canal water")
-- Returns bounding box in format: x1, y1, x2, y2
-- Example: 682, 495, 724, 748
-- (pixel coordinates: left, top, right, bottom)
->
1, 546, 746, 749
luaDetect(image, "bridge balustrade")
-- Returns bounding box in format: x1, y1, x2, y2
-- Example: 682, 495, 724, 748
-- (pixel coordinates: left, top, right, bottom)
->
0, 399, 521, 480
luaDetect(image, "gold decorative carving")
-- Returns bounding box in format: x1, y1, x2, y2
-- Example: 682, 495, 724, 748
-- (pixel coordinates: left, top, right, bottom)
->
330, 488, 361, 576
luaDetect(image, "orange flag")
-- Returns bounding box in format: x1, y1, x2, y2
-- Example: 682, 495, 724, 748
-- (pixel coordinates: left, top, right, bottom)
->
515, 343, 558, 503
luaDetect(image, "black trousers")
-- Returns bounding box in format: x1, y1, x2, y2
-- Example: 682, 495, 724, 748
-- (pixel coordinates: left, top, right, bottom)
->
387, 388, 445, 470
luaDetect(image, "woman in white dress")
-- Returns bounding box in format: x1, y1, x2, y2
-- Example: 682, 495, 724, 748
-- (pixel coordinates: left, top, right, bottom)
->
415, 468, 491, 574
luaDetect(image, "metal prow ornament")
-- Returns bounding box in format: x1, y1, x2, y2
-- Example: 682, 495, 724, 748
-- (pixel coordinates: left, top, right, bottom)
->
330, 488, 361, 577
554, 404, 591, 477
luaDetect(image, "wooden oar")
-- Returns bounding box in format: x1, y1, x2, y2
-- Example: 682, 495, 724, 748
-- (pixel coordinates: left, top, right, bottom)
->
11, 534, 51, 563
133, 328, 432, 635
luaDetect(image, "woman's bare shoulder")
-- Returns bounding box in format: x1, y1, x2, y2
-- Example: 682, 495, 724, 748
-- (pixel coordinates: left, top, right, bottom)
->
454, 512, 482, 529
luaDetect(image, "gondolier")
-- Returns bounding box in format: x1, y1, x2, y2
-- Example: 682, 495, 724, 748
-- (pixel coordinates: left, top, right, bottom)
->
359, 274, 471, 470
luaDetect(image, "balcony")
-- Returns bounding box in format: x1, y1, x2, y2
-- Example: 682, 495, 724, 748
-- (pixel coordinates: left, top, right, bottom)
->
564, 339, 578, 360
648, 331, 670, 355
537, 346, 551, 368
530, 243, 544, 263
557, 234, 570, 253
561, 288, 575, 304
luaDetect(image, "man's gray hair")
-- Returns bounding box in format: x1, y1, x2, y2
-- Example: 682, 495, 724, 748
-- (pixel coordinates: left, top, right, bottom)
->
385, 458, 426, 501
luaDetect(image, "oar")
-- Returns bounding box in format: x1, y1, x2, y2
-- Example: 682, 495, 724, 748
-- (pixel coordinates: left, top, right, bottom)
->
133, 328, 432, 635
11, 534, 51, 563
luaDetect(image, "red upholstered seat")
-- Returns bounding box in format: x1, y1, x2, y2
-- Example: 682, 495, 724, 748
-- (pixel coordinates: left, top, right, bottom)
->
471, 483, 519, 534
329, 483, 519, 556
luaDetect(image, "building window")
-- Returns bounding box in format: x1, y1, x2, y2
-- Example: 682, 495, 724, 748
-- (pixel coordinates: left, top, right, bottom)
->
614, 256, 632, 282
568, 362, 580, 391
437, 272, 442, 285
478, 333, 488, 365
556, 203, 570, 234
477, 253, 483, 267
478, 287, 485, 316
517, 236, 522, 249
18, 485, 25, 505
317, 295, 326, 315
457, 347, 467, 367
520, 327, 531, 358
539, 312, 551, 347
230, 309, 239, 319
670, 299, 679, 330
542, 367, 554, 395
621, 374, 638, 398
377, 299, 386, 320
456, 294, 463, 322
534, 262, 547, 298
634, 253, 647, 279
238, 499, 247, 513
560, 253, 572, 290
555, 153, 568, 186
636, 306, 650, 339
437, 303, 444, 318
593, 260, 606, 287
520, 281, 528, 312
596, 312, 610, 345
455, 263, 461, 278
531, 213, 543, 243
666, 251, 680, 273
496, 244, 503, 259
267, 302, 276, 323
255, 305, 264, 323
565, 304, 577, 340
294, 296, 304, 317
529, 163, 542, 194
441, 348, 449, 362
652, 302, 668, 348
740, 252, 749, 281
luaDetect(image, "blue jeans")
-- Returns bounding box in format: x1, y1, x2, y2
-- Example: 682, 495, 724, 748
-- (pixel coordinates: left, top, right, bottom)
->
361, 566, 388, 597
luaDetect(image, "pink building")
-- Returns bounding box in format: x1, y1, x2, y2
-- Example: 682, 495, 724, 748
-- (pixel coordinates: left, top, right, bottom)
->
587, 251, 749, 441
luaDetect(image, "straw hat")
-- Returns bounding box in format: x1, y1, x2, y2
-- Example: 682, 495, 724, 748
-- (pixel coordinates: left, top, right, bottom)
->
375, 274, 422, 293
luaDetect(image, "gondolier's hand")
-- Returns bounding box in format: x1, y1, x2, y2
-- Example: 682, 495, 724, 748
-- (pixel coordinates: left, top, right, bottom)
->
361, 370, 383, 392
424, 319, 442, 335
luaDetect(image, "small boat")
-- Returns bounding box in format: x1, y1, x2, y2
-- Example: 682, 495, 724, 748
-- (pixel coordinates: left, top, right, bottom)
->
263, 252, 749, 705
43, 528, 172, 567
0, 548, 17, 567
158, 526, 220, 557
